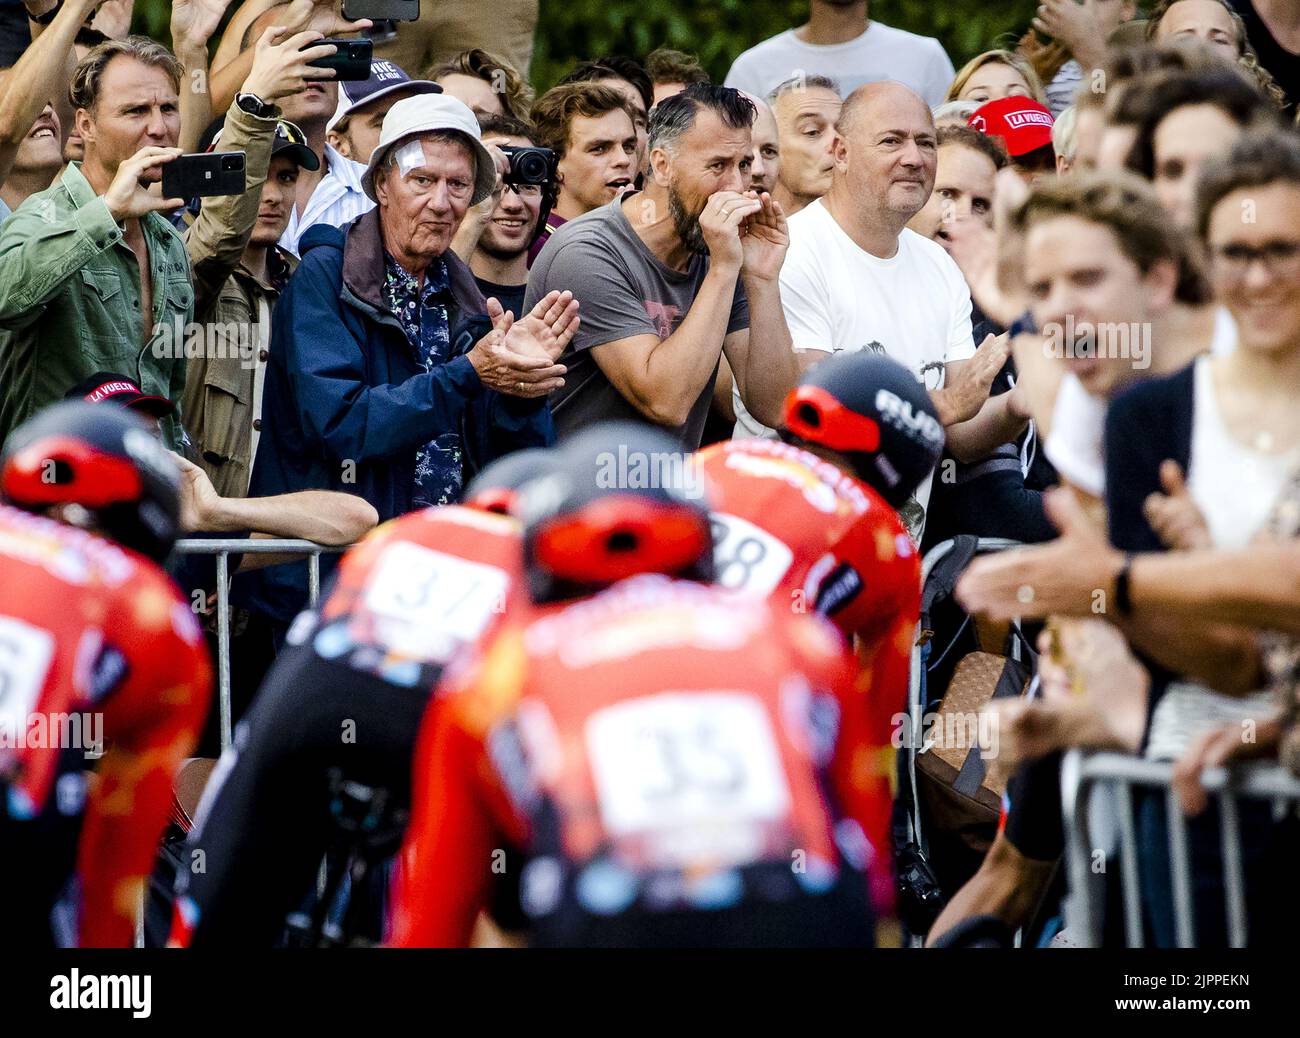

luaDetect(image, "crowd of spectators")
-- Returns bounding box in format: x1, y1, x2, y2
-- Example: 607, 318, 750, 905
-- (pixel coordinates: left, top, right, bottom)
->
1, 0, 1298, 948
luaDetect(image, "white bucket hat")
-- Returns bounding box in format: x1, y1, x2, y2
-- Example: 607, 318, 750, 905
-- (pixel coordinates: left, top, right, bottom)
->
361, 93, 497, 205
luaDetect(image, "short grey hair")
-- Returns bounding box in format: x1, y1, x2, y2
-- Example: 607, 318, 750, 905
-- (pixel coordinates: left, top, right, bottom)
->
768, 74, 840, 104
931, 99, 980, 127
1052, 104, 1079, 162
648, 83, 755, 157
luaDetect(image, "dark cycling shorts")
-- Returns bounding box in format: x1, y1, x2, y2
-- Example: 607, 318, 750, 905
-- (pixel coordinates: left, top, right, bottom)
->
176, 642, 434, 947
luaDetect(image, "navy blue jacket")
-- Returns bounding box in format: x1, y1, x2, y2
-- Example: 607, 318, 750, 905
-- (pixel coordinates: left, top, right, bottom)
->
239, 210, 554, 623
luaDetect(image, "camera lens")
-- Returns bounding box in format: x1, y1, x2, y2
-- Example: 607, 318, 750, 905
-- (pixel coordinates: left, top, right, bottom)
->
221, 155, 243, 172
515, 151, 548, 184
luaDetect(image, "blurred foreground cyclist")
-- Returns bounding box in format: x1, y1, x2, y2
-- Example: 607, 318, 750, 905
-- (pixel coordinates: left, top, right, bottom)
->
389, 422, 882, 947
170, 449, 559, 947
0, 402, 211, 947
697, 352, 944, 910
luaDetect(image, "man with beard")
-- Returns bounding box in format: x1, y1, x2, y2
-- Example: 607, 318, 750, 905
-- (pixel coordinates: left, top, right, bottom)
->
524, 83, 798, 449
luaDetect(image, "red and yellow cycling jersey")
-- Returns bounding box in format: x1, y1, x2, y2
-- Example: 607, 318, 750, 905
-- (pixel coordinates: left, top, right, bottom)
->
0, 504, 211, 947
390, 574, 883, 947
697, 438, 922, 910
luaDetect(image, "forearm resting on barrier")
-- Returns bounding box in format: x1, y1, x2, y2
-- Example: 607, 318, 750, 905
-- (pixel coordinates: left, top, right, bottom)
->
200, 490, 379, 544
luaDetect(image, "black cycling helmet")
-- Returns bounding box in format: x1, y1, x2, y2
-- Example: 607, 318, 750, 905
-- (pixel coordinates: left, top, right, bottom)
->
0, 400, 182, 562
780, 351, 945, 509
518, 422, 715, 604
463, 447, 563, 516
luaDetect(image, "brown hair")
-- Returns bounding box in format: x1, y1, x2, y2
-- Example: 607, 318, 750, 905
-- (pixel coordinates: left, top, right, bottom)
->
644, 47, 709, 88
1012, 170, 1212, 305
937, 123, 1008, 171
1145, 0, 1289, 109
70, 36, 182, 111
530, 82, 637, 160
427, 48, 534, 121
1195, 128, 1300, 239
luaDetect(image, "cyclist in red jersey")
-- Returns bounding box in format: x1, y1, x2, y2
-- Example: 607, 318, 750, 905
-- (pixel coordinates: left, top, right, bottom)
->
0, 402, 211, 948
390, 422, 881, 947
697, 352, 945, 911
170, 448, 562, 947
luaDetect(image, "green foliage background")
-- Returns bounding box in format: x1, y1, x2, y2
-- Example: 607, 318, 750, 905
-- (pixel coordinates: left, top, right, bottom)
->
132, 1, 1044, 90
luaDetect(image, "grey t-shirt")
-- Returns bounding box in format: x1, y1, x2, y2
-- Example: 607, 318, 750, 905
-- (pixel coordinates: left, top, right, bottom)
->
524, 195, 750, 449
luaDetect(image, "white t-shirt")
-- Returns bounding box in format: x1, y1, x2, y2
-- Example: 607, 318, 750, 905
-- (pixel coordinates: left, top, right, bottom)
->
759, 200, 976, 538
724, 23, 955, 106
1043, 373, 1107, 498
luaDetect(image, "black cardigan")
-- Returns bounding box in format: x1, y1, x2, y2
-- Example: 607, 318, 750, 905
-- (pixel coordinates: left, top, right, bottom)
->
1104, 362, 1197, 553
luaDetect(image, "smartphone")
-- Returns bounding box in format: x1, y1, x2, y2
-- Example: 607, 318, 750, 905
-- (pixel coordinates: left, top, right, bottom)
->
162, 152, 246, 199
343, 0, 419, 21
307, 37, 374, 81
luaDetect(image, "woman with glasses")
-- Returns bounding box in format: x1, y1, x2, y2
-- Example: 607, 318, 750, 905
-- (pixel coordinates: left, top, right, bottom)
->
1101, 129, 1300, 946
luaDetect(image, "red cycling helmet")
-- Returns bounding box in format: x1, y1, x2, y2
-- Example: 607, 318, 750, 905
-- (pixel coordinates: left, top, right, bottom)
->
519, 422, 715, 604
1, 400, 182, 562
781, 351, 945, 509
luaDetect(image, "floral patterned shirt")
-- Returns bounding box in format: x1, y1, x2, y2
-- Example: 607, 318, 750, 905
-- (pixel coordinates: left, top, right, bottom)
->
382, 251, 463, 509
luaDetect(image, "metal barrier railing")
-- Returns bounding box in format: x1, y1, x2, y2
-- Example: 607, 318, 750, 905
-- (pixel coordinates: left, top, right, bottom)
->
172, 539, 348, 752
1061, 749, 1300, 948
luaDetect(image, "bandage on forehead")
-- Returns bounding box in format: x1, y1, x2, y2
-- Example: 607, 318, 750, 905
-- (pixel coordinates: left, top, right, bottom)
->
394, 139, 427, 177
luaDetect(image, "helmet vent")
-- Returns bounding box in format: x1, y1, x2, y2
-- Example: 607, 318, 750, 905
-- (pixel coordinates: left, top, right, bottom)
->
606, 529, 639, 554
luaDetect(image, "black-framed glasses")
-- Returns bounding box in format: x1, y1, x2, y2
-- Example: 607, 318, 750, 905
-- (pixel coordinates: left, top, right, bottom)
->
1209, 240, 1300, 280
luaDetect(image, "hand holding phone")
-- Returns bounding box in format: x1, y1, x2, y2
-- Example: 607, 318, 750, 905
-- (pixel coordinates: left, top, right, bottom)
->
161, 152, 247, 201
305, 37, 374, 81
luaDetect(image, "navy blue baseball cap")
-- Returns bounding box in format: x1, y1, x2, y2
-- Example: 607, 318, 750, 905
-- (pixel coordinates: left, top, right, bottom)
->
328, 60, 442, 132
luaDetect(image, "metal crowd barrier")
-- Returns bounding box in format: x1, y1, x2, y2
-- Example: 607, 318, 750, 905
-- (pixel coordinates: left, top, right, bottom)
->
172, 539, 349, 752
1061, 749, 1300, 948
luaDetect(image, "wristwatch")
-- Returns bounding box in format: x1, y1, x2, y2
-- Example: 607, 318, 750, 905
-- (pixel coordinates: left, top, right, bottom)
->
28, 0, 63, 26
236, 92, 276, 119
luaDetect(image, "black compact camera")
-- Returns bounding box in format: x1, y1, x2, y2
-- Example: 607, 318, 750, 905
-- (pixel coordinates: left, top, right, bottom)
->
500, 145, 557, 191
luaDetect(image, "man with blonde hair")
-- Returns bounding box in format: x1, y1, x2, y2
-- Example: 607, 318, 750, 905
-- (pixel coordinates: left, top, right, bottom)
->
0, 37, 193, 448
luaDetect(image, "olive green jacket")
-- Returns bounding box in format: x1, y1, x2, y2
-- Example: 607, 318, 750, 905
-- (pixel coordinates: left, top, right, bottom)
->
181, 101, 295, 498
0, 161, 193, 449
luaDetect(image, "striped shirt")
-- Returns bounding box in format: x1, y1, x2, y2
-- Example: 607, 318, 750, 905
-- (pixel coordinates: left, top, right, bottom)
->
278, 144, 374, 257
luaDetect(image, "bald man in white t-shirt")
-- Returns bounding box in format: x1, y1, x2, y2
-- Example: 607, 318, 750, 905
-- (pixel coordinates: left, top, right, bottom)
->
773, 82, 1029, 538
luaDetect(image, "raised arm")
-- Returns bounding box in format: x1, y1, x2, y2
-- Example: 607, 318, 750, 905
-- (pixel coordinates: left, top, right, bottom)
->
723, 192, 798, 428
0, 0, 101, 188
208, 0, 368, 116
184, 26, 336, 315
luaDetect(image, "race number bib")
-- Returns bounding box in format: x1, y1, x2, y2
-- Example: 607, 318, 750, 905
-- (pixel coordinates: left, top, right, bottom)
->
709, 512, 793, 596
586, 692, 792, 841
0, 615, 56, 736
363, 543, 508, 646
